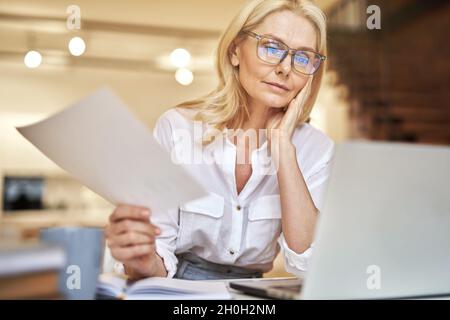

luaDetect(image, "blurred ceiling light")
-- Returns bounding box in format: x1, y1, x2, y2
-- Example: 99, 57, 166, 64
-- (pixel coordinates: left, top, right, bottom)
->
68, 36, 86, 56
170, 48, 191, 68
175, 68, 194, 86
24, 50, 42, 68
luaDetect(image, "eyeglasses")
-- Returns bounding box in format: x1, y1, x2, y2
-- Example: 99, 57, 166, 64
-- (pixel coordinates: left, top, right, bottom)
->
242, 31, 326, 75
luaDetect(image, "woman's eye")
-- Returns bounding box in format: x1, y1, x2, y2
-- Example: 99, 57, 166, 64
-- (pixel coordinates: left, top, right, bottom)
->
267, 47, 283, 55
294, 54, 309, 66
264, 43, 285, 57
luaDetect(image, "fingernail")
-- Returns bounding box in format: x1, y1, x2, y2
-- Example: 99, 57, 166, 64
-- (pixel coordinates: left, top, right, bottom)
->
142, 210, 149, 217
156, 228, 161, 235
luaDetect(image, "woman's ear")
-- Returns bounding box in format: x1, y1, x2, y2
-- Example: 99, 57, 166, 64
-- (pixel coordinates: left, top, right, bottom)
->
229, 41, 240, 67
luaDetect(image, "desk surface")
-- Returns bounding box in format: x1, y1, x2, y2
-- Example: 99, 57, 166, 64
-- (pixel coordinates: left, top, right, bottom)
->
95, 275, 450, 300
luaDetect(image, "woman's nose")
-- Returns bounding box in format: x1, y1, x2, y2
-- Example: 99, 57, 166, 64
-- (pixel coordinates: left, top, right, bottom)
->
275, 54, 292, 76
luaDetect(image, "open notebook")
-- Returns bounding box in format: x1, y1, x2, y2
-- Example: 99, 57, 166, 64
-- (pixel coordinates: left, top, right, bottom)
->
96, 274, 233, 300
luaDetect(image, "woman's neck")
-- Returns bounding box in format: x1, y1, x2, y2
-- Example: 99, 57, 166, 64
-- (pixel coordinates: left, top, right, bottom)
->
242, 101, 271, 131
232, 100, 274, 149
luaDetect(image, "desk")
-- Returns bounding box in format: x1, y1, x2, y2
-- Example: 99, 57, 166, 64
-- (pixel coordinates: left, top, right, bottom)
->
95, 275, 450, 300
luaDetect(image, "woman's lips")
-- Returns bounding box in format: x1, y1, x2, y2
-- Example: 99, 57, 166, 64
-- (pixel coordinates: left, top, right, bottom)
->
263, 81, 289, 92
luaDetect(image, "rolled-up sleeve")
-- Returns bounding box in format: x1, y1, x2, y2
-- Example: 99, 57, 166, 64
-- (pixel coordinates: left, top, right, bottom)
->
152, 206, 179, 278
279, 140, 335, 276
278, 233, 314, 276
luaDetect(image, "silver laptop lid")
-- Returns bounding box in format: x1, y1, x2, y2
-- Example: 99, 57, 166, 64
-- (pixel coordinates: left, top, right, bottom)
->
302, 142, 450, 299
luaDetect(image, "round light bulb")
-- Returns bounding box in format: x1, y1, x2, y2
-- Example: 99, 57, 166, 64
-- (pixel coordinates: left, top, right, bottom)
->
24, 51, 42, 69
170, 48, 191, 68
68, 36, 86, 56
175, 68, 194, 86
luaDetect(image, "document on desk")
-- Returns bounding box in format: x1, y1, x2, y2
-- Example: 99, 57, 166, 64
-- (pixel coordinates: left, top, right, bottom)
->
16, 87, 206, 212
97, 273, 232, 300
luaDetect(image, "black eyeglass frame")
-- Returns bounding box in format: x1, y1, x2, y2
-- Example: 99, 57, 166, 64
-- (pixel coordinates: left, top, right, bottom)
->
242, 30, 327, 75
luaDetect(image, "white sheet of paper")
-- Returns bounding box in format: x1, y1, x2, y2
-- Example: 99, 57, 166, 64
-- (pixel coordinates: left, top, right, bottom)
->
16, 87, 206, 212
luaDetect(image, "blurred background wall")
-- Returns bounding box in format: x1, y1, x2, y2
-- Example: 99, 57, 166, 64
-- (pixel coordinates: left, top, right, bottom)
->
0, 0, 448, 277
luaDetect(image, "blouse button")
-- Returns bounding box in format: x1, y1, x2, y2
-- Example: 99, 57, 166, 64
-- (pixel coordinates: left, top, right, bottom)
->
236, 205, 241, 211
229, 249, 235, 255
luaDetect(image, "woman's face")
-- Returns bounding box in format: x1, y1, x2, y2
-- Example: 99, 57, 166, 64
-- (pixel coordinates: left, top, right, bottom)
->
232, 10, 318, 110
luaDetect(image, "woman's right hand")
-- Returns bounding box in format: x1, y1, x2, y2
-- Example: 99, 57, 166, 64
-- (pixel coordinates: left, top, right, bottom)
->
105, 204, 161, 278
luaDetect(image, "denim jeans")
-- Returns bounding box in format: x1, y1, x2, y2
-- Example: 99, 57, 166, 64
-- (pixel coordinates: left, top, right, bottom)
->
174, 252, 263, 280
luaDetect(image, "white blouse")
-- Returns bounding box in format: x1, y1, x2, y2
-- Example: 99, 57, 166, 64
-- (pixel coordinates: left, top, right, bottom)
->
107, 107, 335, 278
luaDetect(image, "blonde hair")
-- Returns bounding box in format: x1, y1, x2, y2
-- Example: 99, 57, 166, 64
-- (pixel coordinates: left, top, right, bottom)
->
177, 0, 327, 144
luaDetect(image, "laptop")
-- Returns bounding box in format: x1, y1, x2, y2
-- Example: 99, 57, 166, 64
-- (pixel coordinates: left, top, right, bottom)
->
230, 141, 450, 299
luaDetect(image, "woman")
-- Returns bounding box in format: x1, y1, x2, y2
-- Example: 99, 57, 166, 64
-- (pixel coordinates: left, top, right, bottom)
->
105, 0, 334, 280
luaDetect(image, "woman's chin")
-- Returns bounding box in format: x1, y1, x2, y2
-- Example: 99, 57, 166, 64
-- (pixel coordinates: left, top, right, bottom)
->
261, 95, 291, 109
269, 104, 287, 109
263, 102, 288, 109
250, 93, 290, 109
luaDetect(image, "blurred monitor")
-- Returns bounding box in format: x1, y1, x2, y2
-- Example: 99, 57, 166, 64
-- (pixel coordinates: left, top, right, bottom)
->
2, 176, 43, 212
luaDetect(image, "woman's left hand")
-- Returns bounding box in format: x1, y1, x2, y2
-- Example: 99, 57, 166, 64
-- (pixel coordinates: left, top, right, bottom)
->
267, 77, 312, 162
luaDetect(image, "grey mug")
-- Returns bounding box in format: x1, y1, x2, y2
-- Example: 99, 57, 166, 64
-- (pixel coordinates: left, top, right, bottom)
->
40, 226, 104, 300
